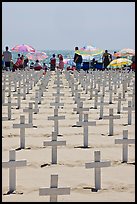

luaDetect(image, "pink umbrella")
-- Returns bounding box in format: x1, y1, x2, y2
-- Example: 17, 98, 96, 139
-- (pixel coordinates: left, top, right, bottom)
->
11, 44, 35, 52
26, 51, 48, 61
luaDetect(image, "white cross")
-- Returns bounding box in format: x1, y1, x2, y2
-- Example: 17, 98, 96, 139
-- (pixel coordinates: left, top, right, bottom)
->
31, 91, 39, 114
128, 90, 135, 108
103, 108, 120, 136
39, 174, 70, 202
96, 95, 109, 119
77, 114, 96, 147
43, 132, 66, 164
122, 79, 127, 98
85, 151, 111, 190
92, 89, 101, 109
22, 83, 27, 100
114, 93, 126, 114
123, 101, 134, 125
52, 86, 64, 97
3, 96, 17, 120
115, 130, 135, 162
2, 150, 27, 193
5, 78, 12, 97
13, 115, 33, 149
50, 97, 64, 109
48, 109, 65, 136
73, 101, 89, 124
13, 88, 24, 109
74, 92, 85, 104
23, 102, 38, 124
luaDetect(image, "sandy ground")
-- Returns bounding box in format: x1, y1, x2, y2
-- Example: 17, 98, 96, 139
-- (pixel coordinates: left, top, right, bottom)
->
2, 70, 135, 202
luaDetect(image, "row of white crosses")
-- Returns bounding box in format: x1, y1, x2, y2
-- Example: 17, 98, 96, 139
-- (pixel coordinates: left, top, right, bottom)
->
2, 70, 135, 200
2, 69, 48, 121
3, 129, 134, 196
39, 72, 70, 201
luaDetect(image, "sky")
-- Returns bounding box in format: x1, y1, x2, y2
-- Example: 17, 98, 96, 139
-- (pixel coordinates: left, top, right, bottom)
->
2, 2, 135, 51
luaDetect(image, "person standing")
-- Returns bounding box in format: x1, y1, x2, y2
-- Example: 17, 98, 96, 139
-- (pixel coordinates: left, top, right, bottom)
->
102, 50, 112, 69
74, 46, 83, 72
57, 54, 64, 72
50, 54, 56, 71
3, 46, 12, 71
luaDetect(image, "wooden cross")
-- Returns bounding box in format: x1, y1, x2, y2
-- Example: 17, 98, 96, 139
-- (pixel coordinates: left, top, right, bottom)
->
85, 150, 111, 190
77, 114, 96, 147
103, 108, 120, 136
2, 150, 27, 193
39, 174, 70, 202
115, 130, 135, 162
13, 115, 33, 149
48, 109, 65, 136
43, 132, 66, 164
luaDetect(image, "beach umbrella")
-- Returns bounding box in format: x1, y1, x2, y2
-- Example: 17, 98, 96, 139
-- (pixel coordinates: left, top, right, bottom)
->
107, 58, 132, 69
119, 48, 135, 56
26, 51, 48, 61
75, 45, 104, 61
11, 44, 35, 53
114, 48, 135, 58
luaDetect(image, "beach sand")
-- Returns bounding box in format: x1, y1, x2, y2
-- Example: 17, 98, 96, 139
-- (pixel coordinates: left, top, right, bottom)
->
2, 70, 135, 202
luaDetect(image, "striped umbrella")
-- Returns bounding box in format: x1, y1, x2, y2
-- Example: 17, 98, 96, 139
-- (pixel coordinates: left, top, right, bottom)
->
75, 45, 104, 60
114, 48, 135, 58
107, 58, 132, 69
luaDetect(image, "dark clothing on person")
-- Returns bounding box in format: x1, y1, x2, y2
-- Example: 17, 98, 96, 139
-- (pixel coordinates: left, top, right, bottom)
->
5, 61, 11, 68
102, 51, 112, 69
74, 53, 83, 71
50, 55, 56, 71
24, 58, 29, 68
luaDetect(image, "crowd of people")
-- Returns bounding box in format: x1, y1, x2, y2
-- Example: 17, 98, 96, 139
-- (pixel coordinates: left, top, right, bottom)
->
2, 46, 135, 73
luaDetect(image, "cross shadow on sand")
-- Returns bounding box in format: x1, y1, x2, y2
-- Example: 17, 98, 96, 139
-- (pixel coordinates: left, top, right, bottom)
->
83, 186, 98, 192
3, 190, 23, 195
74, 145, 91, 149
15, 147, 31, 151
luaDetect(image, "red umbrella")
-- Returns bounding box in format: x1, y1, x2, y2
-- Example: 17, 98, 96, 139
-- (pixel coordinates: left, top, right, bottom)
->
11, 44, 35, 53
